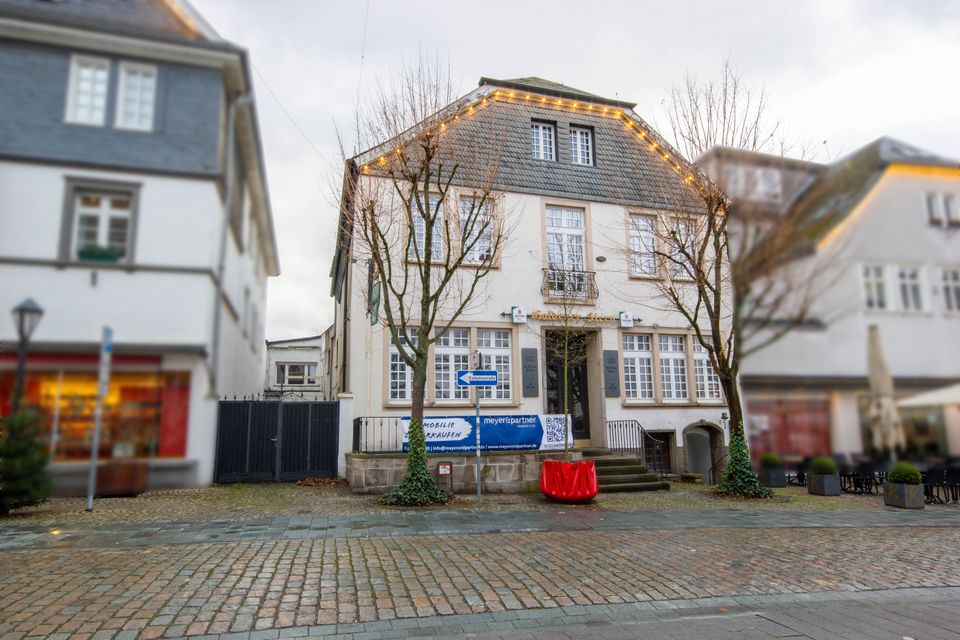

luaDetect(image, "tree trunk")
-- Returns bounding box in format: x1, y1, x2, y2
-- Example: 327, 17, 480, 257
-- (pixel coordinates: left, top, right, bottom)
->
722, 374, 744, 436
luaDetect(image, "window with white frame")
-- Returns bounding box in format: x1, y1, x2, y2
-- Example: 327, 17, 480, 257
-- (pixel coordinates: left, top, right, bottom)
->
629, 214, 658, 277
622, 334, 654, 400
66, 55, 109, 126
569, 126, 593, 165
942, 268, 960, 313
752, 168, 783, 203
434, 328, 470, 401
459, 196, 494, 264
115, 62, 156, 131
945, 194, 960, 226
659, 335, 688, 400
926, 193, 942, 226
862, 264, 888, 310
545, 206, 587, 296
896, 266, 923, 311
530, 121, 556, 161
477, 329, 512, 400
692, 339, 721, 401
276, 363, 318, 386
389, 329, 418, 401
408, 194, 443, 260
72, 191, 133, 262
667, 217, 695, 280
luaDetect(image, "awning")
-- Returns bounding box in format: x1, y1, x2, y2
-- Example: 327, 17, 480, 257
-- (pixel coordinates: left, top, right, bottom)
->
897, 382, 960, 408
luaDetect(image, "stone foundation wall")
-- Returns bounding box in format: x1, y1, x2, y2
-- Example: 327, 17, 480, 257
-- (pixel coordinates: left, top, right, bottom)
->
345, 450, 583, 494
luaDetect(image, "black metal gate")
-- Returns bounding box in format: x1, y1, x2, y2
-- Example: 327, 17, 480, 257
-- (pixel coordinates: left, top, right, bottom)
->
214, 400, 339, 483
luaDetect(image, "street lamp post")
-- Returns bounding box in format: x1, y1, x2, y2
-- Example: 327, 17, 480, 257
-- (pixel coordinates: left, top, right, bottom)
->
10, 298, 44, 415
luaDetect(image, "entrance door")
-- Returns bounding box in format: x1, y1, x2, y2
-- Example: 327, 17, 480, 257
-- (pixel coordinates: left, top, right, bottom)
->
545, 336, 591, 441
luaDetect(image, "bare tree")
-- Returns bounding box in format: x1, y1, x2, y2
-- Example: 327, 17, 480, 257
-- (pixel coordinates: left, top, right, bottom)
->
647, 60, 844, 436
340, 59, 508, 504
665, 59, 842, 361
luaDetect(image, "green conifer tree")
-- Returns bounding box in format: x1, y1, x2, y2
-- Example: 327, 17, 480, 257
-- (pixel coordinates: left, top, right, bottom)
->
0, 413, 52, 515
714, 424, 772, 499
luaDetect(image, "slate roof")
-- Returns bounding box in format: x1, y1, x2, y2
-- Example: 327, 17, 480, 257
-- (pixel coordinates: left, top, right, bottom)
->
478, 77, 637, 109
789, 137, 960, 244
0, 0, 237, 50
357, 79, 700, 212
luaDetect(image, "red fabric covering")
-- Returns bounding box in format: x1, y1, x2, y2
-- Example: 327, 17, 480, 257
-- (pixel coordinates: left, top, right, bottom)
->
540, 460, 598, 503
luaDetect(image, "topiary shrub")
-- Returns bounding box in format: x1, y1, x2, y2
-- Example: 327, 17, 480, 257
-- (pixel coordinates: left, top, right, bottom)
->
810, 456, 838, 475
887, 461, 922, 485
714, 425, 773, 499
760, 452, 782, 469
380, 418, 454, 506
0, 412, 52, 515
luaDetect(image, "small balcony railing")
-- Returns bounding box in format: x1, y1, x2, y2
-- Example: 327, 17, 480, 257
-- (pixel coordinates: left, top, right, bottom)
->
541, 268, 599, 300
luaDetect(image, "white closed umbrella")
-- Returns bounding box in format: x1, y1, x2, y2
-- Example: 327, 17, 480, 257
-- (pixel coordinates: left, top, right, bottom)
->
867, 325, 905, 457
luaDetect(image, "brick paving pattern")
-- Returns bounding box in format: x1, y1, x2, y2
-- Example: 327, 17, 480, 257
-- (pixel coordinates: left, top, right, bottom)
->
2, 525, 959, 638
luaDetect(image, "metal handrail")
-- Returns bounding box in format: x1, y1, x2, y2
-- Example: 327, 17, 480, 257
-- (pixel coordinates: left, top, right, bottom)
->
606, 419, 667, 479
707, 453, 728, 485
541, 268, 600, 299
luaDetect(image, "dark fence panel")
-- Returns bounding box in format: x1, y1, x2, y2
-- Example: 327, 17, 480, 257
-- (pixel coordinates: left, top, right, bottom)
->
353, 416, 404, 453
215, 399, 339, 483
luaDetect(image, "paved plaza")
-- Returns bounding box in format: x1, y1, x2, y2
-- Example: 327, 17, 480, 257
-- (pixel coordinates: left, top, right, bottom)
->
1, 485, 958, 639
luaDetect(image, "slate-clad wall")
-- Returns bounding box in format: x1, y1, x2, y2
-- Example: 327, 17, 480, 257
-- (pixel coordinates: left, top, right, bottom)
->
0, 39, 223, 176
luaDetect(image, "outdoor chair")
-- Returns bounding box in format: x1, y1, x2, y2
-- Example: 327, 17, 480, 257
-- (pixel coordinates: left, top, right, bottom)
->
922, 467, 945, 504
945, 467, 960, 503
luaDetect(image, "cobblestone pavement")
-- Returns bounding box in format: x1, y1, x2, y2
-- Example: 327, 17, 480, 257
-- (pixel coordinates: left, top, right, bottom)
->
3, 481, 930, 528
1, 519, 959, 639
2, 504, 959, 550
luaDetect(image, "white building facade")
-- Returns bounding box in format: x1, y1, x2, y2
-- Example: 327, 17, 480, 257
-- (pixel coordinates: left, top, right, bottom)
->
329, 77, 732, 476
704, 140, 960, 460
265, 333, 328, 401
0, 0, 279, 492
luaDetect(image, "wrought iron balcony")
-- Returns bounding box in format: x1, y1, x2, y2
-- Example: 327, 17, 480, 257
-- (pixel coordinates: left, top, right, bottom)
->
541, 268, 599, 300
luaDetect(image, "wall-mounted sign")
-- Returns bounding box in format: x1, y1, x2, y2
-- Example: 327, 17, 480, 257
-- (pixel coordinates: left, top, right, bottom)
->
528, 310, 619, 324
511, 306, 528, 324
437, 462, 452, 475
618, 311, 634, 328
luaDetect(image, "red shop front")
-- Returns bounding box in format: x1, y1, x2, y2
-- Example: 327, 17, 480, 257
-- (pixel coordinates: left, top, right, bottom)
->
0, 352, 191, 461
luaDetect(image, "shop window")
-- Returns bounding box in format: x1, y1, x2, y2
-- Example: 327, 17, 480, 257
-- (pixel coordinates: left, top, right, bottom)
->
0, 370, 190, 460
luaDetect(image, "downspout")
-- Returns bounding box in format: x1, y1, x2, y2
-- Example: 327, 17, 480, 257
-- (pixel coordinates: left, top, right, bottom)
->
209, 93, 252, 397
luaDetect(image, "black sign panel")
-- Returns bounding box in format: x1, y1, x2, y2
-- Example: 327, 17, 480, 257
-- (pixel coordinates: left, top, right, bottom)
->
602, 350, 620, 398
521, 348, 539, 397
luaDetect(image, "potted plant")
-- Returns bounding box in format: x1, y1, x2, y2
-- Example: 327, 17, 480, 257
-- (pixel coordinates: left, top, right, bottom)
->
77, 245, 122, 263
758, 452, 786, 488
883, 461, 924, 509
807, 456, 841, 496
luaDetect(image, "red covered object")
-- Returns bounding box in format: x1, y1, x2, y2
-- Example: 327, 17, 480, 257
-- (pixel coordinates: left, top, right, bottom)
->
540, 460, 598, 503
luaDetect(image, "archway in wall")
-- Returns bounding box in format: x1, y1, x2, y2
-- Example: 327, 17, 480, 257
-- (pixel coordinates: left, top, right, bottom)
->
683, 422, 724, 480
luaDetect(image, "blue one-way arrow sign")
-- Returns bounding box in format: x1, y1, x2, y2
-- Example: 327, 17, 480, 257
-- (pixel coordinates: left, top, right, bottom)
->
456, 369, 499, 387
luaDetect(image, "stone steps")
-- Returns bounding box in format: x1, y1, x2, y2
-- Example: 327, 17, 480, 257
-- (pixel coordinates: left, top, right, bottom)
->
581, 447, 669, 494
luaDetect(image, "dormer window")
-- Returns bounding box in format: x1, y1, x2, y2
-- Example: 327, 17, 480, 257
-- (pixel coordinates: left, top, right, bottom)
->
530, 121, 555, 161
569, 126, 593, 165
65, 55, 109, 126
116, 62, 157, 131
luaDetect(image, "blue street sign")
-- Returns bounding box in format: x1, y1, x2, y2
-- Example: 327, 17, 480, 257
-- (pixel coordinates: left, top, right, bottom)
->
456, 369, 498, 387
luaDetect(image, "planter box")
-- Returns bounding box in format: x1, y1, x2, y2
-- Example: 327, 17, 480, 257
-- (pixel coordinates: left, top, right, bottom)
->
759, 468, 786, 488
96, 461, 148, 497
807, 473, 841, 496
883, 482, 925, 509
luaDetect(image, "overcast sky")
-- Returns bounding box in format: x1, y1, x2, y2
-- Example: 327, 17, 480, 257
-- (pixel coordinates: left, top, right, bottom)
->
189, 0, 960, 341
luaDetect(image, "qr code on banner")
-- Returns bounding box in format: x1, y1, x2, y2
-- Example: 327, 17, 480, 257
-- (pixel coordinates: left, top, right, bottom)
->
543, 415, 567, 445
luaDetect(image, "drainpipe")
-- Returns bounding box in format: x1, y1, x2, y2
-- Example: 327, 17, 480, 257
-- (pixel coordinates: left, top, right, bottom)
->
209, 93, 253, 397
